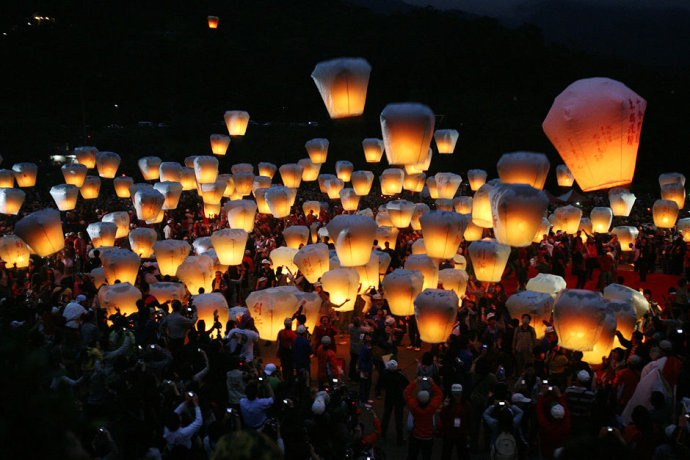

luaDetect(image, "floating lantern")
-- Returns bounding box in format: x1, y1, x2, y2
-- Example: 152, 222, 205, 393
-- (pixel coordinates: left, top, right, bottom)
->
435, 199, 452, 211
336, 161, 353, 182
95, 151, 120, 178
61, 163, 88, 187
149, 282, 186, 304
279, 163, 303, 189
0, 235, 31, 268
410, 203, 429, 231
246, 287, 299, 340
533, 217, 552, 243
265, 186, 293, 218
317, 174, 335, 193
283, 226, 309, 249
100, 283, 141, 317
554, 205, 582, 234
133, 189, 165, 221
258, 162, 277, 179
75, 146, 98, 169
438, 269, 468, 299
298, 159, 320, 181
463, 221, 484, 242
305, 138, 328, 164
506, 290, 554, 338
434, 129, 459, 154
652, 199, 678, 228
184, 156, 197, 168
678, 218, 690, 242
339, 188, 360, 211
153, 240, 190, 276
611, 226, 639, 252
324, 177, 345, 200
411, 239, 425, 254
176, 255, 214, 294
101, 249, 140, 285
138, 156, 162, 181
210, 134, 230, 156
660, 182, 686, 209
376, 226, 399, 250
320, 268, 360, 311
80, 176, 101, 199
14, 208, 63, 256
381, 103, 435, 166
353, 253, 379, 293
375, 209, 393, 227
608, 188, 636, 216
603, 283, 650, 319
414, 289, 458, 343
225, 200, 257, 232
362, 138, 385, 163
294, 243, 329, 283
219, 174, 235, 197
253, 188, 271, 214
490, 183, 549, 247
556, 165, 574, 187
87, 222, 117, 248
203, 203, 220, 219
590, 207, 613, 233
0, 188, 25, 215
12, 162, 38, 187
607, 300, 637, 343
404, 254, 439, 291
192, 293, 229, 333
553, 289, 607, 351
351, 170, 374, 196
270, 246, 299, 276
50, 184, 79, 211
467, 169, 487, 192
426, 177, 439, 199
435, 172, 462, 199
386, 200, 415, 228
543, 77, 646, 191
193, 156, 219, 184
420, 211, 468, 259
380, 168, 404, 195
526, 273, 567, 297
178, 167, 196, 191
154, 181, 183, 210
311, 57, 371, 118
0, 169, 14, 188
129, 228, 157, 258
468, 238, 511, 282
232, 171, 254, 197
327, 214, 377, 267
224, 111, 250, 136
159, 162, 183, 183
472, 182, 495, 228
496, 152, 550, 189
382, 269, 424, 316
207, 15, 219, 28
200, 180, 226, 205
454, 196, 473, 214
110, 176, 132, 198
302, 201, 320, 217
659, 172, 685, 188
403, 172, 425, 192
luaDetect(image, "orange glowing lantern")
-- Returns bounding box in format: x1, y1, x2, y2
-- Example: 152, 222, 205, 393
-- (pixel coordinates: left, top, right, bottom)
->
438, 268, 469, 299
138, 156, 161, 181
608, 188, 636, 217
603, 283, 650, 319
154, 181, 183, 210
380, 168, 404, 195
376, 226, 399, 250
611, 226, 639, 252
153, 240, 191, 276
553, 289, 608, 351
336, 161, 353, 182
506, 290, 554, 338
386, 200, 415, 228
467, 169, 487, 192
0, 235, 30, 268
279, 164, 303, 189
283, 226, 309, 249
351, 170, 374, 196
468, 238, 511, 282
381, 103, 435, 166
302, 201, 320, 217
224, 111, 250, 136
100, 249, 140, 285
410, 203, 429, 231
453, 196, 473, 214
311, 57, 371, 119
659, 172, 685, 188
80, 176, 101, 199
434, 129, 459, 154
99, 283, 141, 317
471, 182, 495, 228
554, 205, 582, 234
0, 169, 14, 188
159, 162, 183, 183
382, 269, 424, 316
590, 207, 613, 233
327, 215, 377, 267
305, 138, 329, 164
95, 152, 120, 178
435, 173, 462, 199
50, 184, 79, 211
75, 146, 98, 169
678, 218, 690, 242
129, 228, 157, 258
207, 15, 219, 28
496, 152, 550, 190
419, 211, 467, 259
210, 134, 231, 156
193, 156, 219, 184
490, 183, 549, 247
652, 199, 678, 228
362, 138, 385, 163
324, 177, 345, 200
87, 222, 117, 249
298, 159, 320, 182
339, 188, 360, 211
225, 200, 257, 232
404, 254, 439, 291
294, 243, 329, 283
0, 188, 24, 215
660, 182, 686, 209
258, 162, 277, 179
414, 289, 459, 343
556, 165, 574, 187
12, 163, 37, 187
61, 163, 88, 187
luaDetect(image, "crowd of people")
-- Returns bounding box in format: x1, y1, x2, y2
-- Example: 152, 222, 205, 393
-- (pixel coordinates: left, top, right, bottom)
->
1, 178, 689, 460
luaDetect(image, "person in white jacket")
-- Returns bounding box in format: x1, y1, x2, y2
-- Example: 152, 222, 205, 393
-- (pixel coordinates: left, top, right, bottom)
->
163, 393, 203, 451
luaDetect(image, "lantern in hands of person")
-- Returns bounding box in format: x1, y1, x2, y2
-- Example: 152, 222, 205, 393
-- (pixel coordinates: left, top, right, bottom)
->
326, 215, 376, 267
14, 208, 64, 257
0, 235, 31, 268
320, 268, 360, 312
553, 289, 608, 351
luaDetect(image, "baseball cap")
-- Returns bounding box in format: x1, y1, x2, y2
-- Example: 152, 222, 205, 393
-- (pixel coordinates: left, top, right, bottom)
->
486, 312, 496, 321
550, 403, 565, 420
312, 398, 325, 415
417, 390, 430, 404
385, 360, 398, 371
512, 393, 532, 404
577, 370, 591, 383
75, 294, 87, 303
264, 363, 277, 376
451, 383, 463, 394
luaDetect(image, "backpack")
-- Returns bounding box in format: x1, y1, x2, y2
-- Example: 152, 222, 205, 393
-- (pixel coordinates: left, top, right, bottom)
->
491, 432, 517, 460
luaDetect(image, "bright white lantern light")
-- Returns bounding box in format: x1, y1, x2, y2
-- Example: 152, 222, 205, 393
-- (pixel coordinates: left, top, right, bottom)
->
311, 57, 371, 119
380, 103, 435, 166
433, 129, 459, 154
224, 111, 250, 136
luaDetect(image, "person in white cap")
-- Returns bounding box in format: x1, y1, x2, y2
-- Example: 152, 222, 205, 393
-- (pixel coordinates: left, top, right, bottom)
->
565, 369, 595, 436
380, 359, 409, 445
439, 383, 472, 459
537, 384, 570, 459
63, 295, 88, 329
276, 317, 296, 380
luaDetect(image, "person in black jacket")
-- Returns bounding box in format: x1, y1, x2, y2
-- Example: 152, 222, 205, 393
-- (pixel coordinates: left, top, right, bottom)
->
380, 359, 409, 445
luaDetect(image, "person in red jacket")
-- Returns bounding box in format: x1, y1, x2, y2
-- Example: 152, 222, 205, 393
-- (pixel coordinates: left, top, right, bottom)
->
352, 407, 382, 459
316, 335, 340, 388
438, 383, 472, 460
404, 377, 443, 460
536, 386, 571, 460
276, 318, 297, 381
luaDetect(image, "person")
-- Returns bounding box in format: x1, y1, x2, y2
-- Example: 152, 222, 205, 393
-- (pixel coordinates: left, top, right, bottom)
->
565, 370, 596, 435
349, 316, 365, 381
512, 314, 537, 373
239, 379, 275, 429
226, 322, 260, 362
380, 359, 409, 445
404, 377, 443, 460
352, 407, 382, 459
166, 300, 197, 354
316, 335, 340, 388
63, 294, 87, 329
163, 392, 203, 451
276, 318, 296, 381
536, 386, 570, 459
358, 333, 374, 406
438, 383, 472, 460
293, 325, 312, 386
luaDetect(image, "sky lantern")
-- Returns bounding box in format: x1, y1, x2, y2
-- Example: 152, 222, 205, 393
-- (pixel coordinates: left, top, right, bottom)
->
302, 200, 320, 217
376, 225, 399, 250
311, 57, 371, 118
411, 239, 425, 254
317, 174, 335, 193
381, 103, 435, 166
305, 138, 328, 164
283, 226, 309, 249
258, 162, 277, 179
0, 169, 14, 188
207, 15, 219, 28
435, 172, 462, 199
420, 210, 467, 259
543, 77, 646, 192
159, 162, 183, 183
608, 188, 636, 216
496, 152, 550, 189
0, 188, 25, 215
414, 289, 458, 344
298, 158, 321, 181
246, 287, 299, 340
193, 156, 219, 184
335, 161, 354, 182
403, 172, 425, 192
177, 167, 195, 191
581, 312, 617, 364
99, 283, 141, 317
606, 300, 637, 343
472, 182, 495, 228
463, 221, 484, 242
678, 218, 690, 242
320, 268, 360, 311
405, 254, 439, 291
526, 273, 567, 297
660, 182, 686, 209
176, 255, 214, 295
553, 289, 608, 351
533, 217, 552, 243
0, 235, 30, 268
380, 168, 404, 195
659, 172, 685, 188
133, 189, 164, 221
468, 238, 511, 282
79, 176, 101, 199
339, 188, 360, 211
232, 171, 254, 197
154, 181, 183, 210
294, 243, 329, 283
210, 134, 230, 156
410, 203, 430, 231
138, 156, 162, 181
74, 146, 98, 169
327, 214, 377, 267
219, 174, 235, 197
192, 293, 230, 333
466, 169, 487, 191
265, 186, 293, 218
554, 205, 582, 234
611, 226, 639, 251
50, 184, 79, 211
590, 207, 613, 233
375, 209, 393, 227
153, 239, 190, 276
603, 283, 650, 319
14, 209, 63, 256
556, 165, 574, 188
95, 151, 120, 178
225, 200, 257, 232
434, 129, 459, 154
279, 163, 303, 189
270, 246, 299, 276
453, 196, 472, 214
362, 138, 385, 163
148, 282, 186, 305
653, 199, 678, 228
61, 163, 88, 187
184, 156, 198, 168
200, 180, 227, 205
129, 228, 157, 258
386, 200, 415, 228
224, 110, 250, 136
87, 222, 117, 248
351, 170, 374, 196
490, 183, 548, 247
438, 268, 469, 299
353, 254, 379, 293
101, 249, 140, 285
506, 290, 554, 338
324, 177, 345, 200
426, 177, 439, 199
382, 269, 424, 316
12, 162, 38, 187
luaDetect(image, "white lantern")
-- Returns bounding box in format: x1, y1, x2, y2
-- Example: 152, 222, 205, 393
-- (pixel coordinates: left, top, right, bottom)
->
192, 237, 214, 255
101, 249, 140, 285
351, 171, 374, 196
283, 226, 309, 249
305, 138, 329, 164
311, 57, 371, 118
362, 138, 385, 163
320, 268, 360, 311
0, 235, 31, 268
553, 289, 608, 351
224, 110, 250, 136
608, 188, 636, 216
138, 156, 162, 181
149, 282, 186, 304
61, 163, 88, 187
154, 181, 183, 210
0, 169, 14, 188
129, 228, 157, 258
232, 171, 255, 197
554, 205, 583, 234
652, 199, 678, 228
80, 176, 101, 199
611, 226, 639, 252
386, 200, 415, 228
420, 211, 468, 259
659, 172, 685, 188
210, 134, 231, 156
603, 283, 650, 319
246, 287, 299, 340
293, 243, 329, 283
403, 172, 426, 193
339, 188, 360, 211
14, 209, 63, 256
302, 201, 321, 217
468, 238, 511, 283
324, 177, 345, 200
434, 173, 462, 199
414, 289, 458, 343
179, 167, 196, 191
0, 188, 25, 215
225, 200, 257, 232
506, 290, 554, 338
270, 246, 299, 276
265, 186, 293, 218
12, 162, 38, 187
87, 222, 118, 248
176, 255, 215, 295
327, 214, 377, 267
660, 183, 686, 210
496, 152, 550, 190
379, 168, 404, 195
533, 217, 553, 243
404, 254, 439, 291
472, 182, 494, 228
590, 207, 613, 233
434, 129, 459, 154
279, 164, 303, 189
490, 183, 549, 247
192, 293, 230, 333
606, 300, 637, 342
463, 221, 484, 242
75, 146, 98, 169
99, 283, 141, 317
193, 156, 219, 184
381, 103, 435, 166
159, 162, 183, 183
50, 184, 79, 211
298, 159, 321, 182
411, 203, 430, 231
678, 218, 690, 242
437, 200, 454, 212
113, 176, 134, 198
153, 240, 191, 276
220, 174, 236, 197
426, 177, 439, 200
95, 151, 121, 178
258, 162, 277, 179
208, 229, 247, 266
453, 254, 467, 270
467, 169, 487, 191
376, 209, 393, 227
382, 269, 424, 316
376, 226, 399, 250
526, 273, 567, 297
556, 165, 574, 188
200, 180, 227, 205
133, 189, 165, 221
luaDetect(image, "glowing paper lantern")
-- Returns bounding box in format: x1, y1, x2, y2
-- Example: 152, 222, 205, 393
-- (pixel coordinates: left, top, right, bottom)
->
61, 163, 88, 187
405, 254, 439, 291
468, 238, 510, 282
660, 183, 686, 209
382, 269, 424, 316
264, 186, 292, 218
129, 183, 153, 201
203, 203, 220, 219
80, 176, 101, 199
533, 217, 552, 243
411, 203, 429, 231
153, 181, 183, 210
159, 162, 183, 183
608, 188, 636, 216
154, 240, 191, 276
434, 129, 459, 154
526, 273, 567, 297
454, 196, 472, 214
316, 174, 334, 194
133, 189, 164, 221
351, 171, 374, 196
192, 293, 229, 333
426, 177, 439, 200
438, 268, 468, 299
543, 77, 646, 192
436, 198, 453, 210
233, 171, 254, 197
678, 218, 690, 242
207, 15, 219, 28
50, 184, 79, 211
298, 159, 320, 181
283, 226, 309, 249
258, 162, 277, 179
467, 169, 487, 192
220, 174, 235, 197
279, 164, 303, 189
611, 226, 639, 252
12, 163, 37, 187
435, 173, 462, 199
489, 183, 548, 247
603, 283, 650, 319
463, 221, 483, 242
320, 268, 360, 311
472, 182, 495, 228
292, 243, 327, 283
327, 214, 377, 267
554, 205, 582, 234
0, 169, 14, 188
246, 287, 299, 340
193, 156, 219, 184
556, 165, 574, 188
381, 103, 435, 166
224, 111, 250, 136
0, 235, 31, 268
420, 211, 468, 259
101, 249, 140, 285
302, 201, 320, 217
225, 200, 257, 232
75, 146, 98, 169
336, 161, 354, 182
496, 152, 549, 189
270, 246, 299, 276
311, 57, 371, 118
652, 199, 678, 228
339, 188, 360, 211
149, 282, 186, 304
14, 209, 63, 257
304, 138, 328, 164
403, 172, 425, 192
129, 228, 157, 258
362, 138, 385, 163
177, 167, 195, 191
376, 226, 399, 250
414, 289, 458, 344
95, 151, 120, 178
553, 289, 607, 351
184, 156, 198, 168
589, 207, 613, 234
375, 209, 393, 227
100, 283, 141, 317
659, 172, 685, 188
113, 176, 133, 198
380, 168, 404, 195
386, 200, 415, 228
506, 290, 554, 338
87, 222, 117, 248
324, 177, 345, 200
200, 180, 226, 205
138, 156, 162, 181
176, 255, 215, 295
210, 134, 230, 156
0, 188, 25, 215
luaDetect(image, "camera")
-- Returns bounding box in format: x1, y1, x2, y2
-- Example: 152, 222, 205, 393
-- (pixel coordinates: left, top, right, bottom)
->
548, 386, 554, 391
258, 377, 264, 382
607, 427, 613, 432
187, 391, 194, 398
542, 379, 548, 385
226, 408, 233, 414
283, 399, 289, 405
498, 401, 506, 406
332, 378, 339, 384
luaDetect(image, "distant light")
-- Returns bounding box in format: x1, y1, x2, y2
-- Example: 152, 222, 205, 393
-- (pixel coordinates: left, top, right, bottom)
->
113, 104, 119, 108
575, 202, 580, 206
27, 22, 32, 26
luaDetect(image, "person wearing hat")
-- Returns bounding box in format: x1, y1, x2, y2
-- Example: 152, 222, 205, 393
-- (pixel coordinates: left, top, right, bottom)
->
565, 369, 596, 436
380, 359, 409, 445
263, 363, 281, 393
404, 376, 443, 459
293, 325, 313, 387
536, 384, 570, 459
438, 383, 472, 460
614, 354, 642, 409
276, 318, 296, 381
316, 335, 340, 388
513, 314, 537, 374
